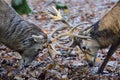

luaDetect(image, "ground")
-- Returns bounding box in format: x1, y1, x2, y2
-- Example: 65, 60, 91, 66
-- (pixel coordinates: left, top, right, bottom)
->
0, 0, 120, 80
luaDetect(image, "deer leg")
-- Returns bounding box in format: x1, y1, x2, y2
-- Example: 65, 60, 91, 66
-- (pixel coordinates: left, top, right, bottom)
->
97, 41, 120, 74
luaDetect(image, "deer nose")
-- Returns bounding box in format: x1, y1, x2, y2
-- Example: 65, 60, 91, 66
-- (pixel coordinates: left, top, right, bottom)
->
87, 60, 94, 67
82, 46, 87, 50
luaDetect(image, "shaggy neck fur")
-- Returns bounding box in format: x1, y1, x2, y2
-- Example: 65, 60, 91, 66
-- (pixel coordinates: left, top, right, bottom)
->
89, 1, 120, 49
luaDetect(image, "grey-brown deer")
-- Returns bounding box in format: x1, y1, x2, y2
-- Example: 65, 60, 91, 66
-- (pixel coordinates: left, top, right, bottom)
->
0, 0, 47, 69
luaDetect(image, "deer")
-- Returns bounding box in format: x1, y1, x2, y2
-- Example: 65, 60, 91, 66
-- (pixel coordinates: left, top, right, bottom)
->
0, 0, 47, 69
78, 1, 120, 73
48, 0, 120, 74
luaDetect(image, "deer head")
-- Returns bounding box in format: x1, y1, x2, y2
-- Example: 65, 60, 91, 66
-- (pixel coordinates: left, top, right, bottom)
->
79, 27, 100, 66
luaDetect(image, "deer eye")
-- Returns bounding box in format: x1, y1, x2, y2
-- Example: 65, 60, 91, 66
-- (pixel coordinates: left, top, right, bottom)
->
79, 39, 83, 43
37, 49, 42, 52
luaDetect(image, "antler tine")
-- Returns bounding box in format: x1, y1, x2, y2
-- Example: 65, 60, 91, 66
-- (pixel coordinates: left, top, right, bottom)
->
48, 6, 62, 21
74, 34, 91, 39
54, 40, 73, 49
50, 26, 68, 38
68, 22, 92, 39
52, 6, 59, 14
59, 19, 71, 28
48, 6, 71, 27
69, 22, 90, 33
49, 30, 72, 50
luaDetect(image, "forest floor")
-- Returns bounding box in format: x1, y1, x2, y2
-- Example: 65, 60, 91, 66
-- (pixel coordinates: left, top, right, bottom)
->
0, 0, 120, 80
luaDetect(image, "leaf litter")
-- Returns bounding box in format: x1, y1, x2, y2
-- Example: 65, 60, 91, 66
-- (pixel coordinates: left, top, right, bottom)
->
0, 0, 120, 80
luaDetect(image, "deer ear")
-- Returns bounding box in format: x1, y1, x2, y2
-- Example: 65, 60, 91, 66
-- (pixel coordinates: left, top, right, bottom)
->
83, 27, 92, 35
32, 35, 44, 43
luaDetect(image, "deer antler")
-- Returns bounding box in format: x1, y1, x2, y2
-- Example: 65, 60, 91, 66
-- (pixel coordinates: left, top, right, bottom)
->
47, 6, 92, 58
50, 22, 91, 48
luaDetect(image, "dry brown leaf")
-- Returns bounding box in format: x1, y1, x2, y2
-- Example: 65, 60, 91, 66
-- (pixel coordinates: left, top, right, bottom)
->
45, 64, 56, 70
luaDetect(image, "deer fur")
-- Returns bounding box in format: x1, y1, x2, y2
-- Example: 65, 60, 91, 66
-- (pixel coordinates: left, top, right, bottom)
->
0, 0, 47, 68
79, 1, 120, 73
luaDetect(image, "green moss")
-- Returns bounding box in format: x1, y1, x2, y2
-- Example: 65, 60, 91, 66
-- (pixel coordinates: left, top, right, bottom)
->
12, 0, 32, 15
56, 3, 68, 10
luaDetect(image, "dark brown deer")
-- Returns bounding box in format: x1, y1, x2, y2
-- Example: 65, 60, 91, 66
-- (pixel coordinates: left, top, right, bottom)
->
47, 2, 120, 74
0, 0, 47, 68
79, 1, 120, 73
